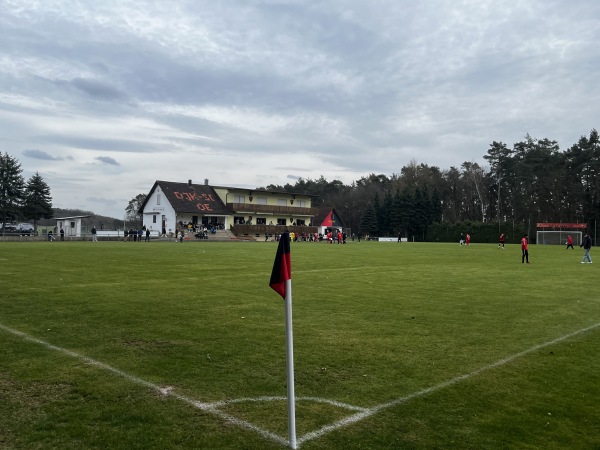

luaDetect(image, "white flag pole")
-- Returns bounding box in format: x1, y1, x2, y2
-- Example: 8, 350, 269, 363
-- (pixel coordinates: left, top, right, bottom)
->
284, 278, 297, 449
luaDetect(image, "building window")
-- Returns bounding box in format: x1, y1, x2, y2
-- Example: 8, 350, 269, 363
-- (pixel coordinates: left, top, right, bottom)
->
256, 218, 266, 225
296, 219, 305, 225
234, 216, 245, 224
257, 197, 267, 205
157, 194, 161, 205
153, 215, 157, 224
298, 200, 306, 207
278, 199, 287, 206
277, 218, 287, 226
234, 195, 245, 203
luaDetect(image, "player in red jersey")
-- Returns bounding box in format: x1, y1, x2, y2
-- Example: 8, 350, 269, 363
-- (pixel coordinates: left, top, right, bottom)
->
521, 234, 529, 263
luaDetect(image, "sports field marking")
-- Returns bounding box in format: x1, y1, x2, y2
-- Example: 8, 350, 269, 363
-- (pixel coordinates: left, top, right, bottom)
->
1, 321, 599, 448
297, 320, 600, 446
0, 322, 289, 447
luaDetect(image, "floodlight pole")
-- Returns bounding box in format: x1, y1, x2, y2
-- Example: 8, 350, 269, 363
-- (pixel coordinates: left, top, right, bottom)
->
284, 278, 297, 449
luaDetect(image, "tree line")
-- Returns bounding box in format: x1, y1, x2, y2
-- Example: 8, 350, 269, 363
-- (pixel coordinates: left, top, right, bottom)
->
0, 152, 53, 230
5, 127, 598, 242
260, 129, 599, 242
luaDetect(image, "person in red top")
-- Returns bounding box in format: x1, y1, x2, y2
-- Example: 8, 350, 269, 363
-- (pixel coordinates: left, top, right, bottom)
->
566, 234, 574, 250
521, 234, 529, 263
498, 233, 505, 249
466, 233, 471, 246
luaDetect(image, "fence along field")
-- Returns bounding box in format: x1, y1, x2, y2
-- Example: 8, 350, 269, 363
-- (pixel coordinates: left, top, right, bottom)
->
1, 240, 599, 449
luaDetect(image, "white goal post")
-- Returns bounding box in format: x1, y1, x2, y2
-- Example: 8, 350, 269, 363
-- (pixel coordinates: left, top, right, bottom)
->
536, 230, 582, 246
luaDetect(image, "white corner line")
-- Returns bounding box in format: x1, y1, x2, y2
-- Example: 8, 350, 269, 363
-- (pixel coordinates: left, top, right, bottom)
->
2, 321, 599, 449
0, 322, 288, 447
297, 321, 600, 446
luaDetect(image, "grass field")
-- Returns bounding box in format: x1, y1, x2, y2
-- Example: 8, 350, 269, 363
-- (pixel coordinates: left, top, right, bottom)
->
1, 239, 599, 449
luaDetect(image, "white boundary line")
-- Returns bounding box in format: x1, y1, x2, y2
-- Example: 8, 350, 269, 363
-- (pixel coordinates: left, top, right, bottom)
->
297, 320, 600, 446
0, 322, 288, 447
1, 321, 599, 448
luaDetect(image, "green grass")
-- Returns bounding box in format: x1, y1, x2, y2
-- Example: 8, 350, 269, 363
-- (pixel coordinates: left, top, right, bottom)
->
1, 239, 599, 449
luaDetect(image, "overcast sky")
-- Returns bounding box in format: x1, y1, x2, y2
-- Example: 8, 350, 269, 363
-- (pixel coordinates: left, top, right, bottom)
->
2, 1, 599, 219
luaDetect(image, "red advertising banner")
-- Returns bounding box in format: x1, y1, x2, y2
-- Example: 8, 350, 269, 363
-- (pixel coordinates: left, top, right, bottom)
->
536, 223, 587, 229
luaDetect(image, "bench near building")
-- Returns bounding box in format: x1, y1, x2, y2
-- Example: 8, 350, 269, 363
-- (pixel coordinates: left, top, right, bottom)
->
139, 179, 345, 239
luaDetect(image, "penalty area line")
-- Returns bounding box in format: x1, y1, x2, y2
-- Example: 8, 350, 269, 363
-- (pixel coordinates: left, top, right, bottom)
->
0, 322, 288, 447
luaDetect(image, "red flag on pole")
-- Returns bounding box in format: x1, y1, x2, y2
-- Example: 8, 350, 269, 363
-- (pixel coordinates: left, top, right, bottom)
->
269, 232, 291, 298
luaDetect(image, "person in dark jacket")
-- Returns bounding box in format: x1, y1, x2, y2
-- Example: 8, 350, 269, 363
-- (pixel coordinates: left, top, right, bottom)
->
580, 233, 593, 264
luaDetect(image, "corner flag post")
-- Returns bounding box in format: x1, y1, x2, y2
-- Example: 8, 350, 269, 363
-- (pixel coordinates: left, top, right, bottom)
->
284, 277, 296, 449
269, 232, 296, 449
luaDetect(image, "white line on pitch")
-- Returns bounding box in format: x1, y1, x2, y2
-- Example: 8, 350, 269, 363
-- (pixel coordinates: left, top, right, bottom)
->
296, 321, 600, 446
0, 322, 288, 447
2, 321, 599, 448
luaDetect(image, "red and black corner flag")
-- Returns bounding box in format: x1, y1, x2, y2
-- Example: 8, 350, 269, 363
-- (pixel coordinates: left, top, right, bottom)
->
269, 232, 291, 298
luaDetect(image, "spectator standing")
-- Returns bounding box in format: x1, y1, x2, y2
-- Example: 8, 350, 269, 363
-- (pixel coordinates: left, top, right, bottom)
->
580, 233, 593, 264
91, 226, 98, 242
498, 233, 505, 249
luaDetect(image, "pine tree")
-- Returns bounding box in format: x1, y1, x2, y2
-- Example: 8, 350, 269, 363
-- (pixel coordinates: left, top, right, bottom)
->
0, 152, 25, 227
360, 203, 379, 237
23, 171, 53, 228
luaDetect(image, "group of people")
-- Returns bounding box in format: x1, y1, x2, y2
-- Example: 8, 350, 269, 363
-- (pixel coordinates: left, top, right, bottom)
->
123, 227, 151, 242
520, 233, 592, 264
460, 231, 593, 265
269, 230, 348, 244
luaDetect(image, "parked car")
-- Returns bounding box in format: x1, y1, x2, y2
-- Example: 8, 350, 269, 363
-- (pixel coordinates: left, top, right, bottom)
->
17, 223, 35, 235
1, 224, 18, 233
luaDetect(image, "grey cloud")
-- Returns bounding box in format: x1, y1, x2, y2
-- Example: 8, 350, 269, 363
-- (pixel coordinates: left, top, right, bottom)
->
23, 149, 63, 160
36, 135, 162, 153
95, 156, 120, 166
70, 77, 126, 101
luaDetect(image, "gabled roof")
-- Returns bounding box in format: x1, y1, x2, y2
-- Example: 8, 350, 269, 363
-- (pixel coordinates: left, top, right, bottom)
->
313, 207, 345, 228
141, 181, 230, 215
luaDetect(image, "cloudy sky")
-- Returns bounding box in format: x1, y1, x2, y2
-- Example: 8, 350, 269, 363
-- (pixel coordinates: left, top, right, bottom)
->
2, 1, 599, 218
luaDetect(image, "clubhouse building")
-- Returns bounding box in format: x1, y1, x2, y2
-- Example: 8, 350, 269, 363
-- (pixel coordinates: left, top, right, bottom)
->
139, 180, 345, 239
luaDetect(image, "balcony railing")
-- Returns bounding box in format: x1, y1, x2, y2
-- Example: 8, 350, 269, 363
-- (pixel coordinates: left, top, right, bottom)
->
231, 224, 318, 237
228, 203, 319, 217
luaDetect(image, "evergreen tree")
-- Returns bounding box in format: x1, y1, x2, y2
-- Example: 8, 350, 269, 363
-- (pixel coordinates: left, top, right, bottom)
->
410, 187, 429, 240
379, 190, 393, 236
360, 203, 378, 236
430, 187, 443, 223
23, 172, 53, 228
398, 188, 413, 237
390, 190, 402, 234
0, 152, 25, 226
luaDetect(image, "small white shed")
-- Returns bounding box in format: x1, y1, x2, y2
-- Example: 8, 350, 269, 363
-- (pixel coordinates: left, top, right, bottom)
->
55, 215, 90, 238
